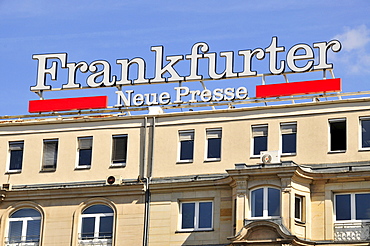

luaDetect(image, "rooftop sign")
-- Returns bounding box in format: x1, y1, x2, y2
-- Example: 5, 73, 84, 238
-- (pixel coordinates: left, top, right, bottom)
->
29, 37, 342, 113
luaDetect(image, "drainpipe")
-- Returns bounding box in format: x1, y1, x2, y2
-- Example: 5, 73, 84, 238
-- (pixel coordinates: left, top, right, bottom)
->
142, 116, 155, 246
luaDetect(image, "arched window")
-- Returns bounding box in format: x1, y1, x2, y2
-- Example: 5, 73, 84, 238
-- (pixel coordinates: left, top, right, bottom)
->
7, 208, 41, 245
251, 187, 280, 218
80, 204, 114, 244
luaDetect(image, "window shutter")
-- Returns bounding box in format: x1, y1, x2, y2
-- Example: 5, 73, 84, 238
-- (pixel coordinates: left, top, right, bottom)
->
206, 129, 221, 139
281, 124, 297, 134
79, 137, 93, 150
43, 140, 58, 168
9, 142, 23, 151
252, 126, 268, 137
179, 131, 194, 141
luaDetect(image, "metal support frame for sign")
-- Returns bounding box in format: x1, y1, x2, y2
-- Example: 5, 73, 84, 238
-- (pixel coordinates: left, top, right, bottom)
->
116, 85, 131, 116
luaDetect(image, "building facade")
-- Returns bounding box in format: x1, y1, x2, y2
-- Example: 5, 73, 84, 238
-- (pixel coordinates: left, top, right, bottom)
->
0, 93, 370, 246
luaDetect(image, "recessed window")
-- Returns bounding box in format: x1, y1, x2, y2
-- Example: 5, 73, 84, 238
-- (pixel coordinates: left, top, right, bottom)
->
8, 141, 24, 172
178, 130, 194, 162
77, 137, 93, 168
7, 208, 41, 245
335, 193, 370, 221
111, 135, 128, 166
360, 118, 370, 149
252, 125, 268, 156
42, 139, 58, 171
295, 196, 302, 221
281, 123, 297, 155
206, 129, 221, 161
80, 205, 114, 243
180, 201, 213, 231
329, 119, 346, 152
251, 187, 280, 218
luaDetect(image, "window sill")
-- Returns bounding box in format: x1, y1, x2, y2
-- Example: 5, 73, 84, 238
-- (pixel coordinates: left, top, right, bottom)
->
328, 150, 346, 154
75, 166, 91, 170
359, 148, 370, 152
177, 160, 193, 164
204, 158, 221, 162
40, 168, 56, 173
281, 153, 296, 157
176, 229, 213, 233
250, 156, 260, 159
5, 170, 21, 174
109, 163, 126, 168
295, 219, 305, 225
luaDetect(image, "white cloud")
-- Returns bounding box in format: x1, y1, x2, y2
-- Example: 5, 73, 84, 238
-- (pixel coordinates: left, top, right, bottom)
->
333, 25, 370, 74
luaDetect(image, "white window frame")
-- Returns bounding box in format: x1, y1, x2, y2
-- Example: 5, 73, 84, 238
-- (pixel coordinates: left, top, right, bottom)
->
6, 209, 41, 245
295, 196, 303, 222
41, 139, 59, 171
359, 117, 370, 151
179, 201, 213, 231
178, 130, 195, 163
328, 118, 346, 153
80, 212, 114, 240
251, 125, 268, 158
7, 141, 24, 173
280, 122, 297, 156
76, 136, 93, 169
205, 128, 222, 161
334, 192, 370, 223
111, 134, 128, 167
250, 187, 281, 219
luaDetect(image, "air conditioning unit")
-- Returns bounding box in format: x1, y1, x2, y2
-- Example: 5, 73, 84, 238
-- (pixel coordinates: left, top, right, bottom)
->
106, 175, 122, 185
260, 151, 281, 164
1, 183, 12, 191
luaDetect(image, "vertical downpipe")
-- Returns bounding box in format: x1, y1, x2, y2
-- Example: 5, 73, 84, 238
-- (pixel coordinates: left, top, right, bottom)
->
143, 116, 155, 246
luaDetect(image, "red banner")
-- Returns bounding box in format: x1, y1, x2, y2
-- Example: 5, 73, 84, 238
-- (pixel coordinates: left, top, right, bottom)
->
256, 78, 341, 98
29, 96, 108, 113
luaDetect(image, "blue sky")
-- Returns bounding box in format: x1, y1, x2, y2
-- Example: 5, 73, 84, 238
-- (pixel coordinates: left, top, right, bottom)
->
1, 1, 370, 116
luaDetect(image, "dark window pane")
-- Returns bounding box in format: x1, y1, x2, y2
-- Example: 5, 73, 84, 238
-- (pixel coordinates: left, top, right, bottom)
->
330, 121, 346, 151
336, 194, 351, 220
83, 205, 113, 214
81, 217, 95, 239
282, 133, 296, 153
112, 136, 127, 163
254, 136, 267, 155
207, 138, 221, 159
11, 209, 40, 218
9, 149, 23, 170
199, 202, 212, 228
99, 216, 113, 239
356, 193, 370, 220
268, 188, 280, 216
180, 140, 194, 160
295, 197, 301, 220
26, 220, 41, 242
8, 221, 22, 243
362, 120, 370, 148
182, 203, 195, 229
79, 149, 92, 166
251, 188, 263, 217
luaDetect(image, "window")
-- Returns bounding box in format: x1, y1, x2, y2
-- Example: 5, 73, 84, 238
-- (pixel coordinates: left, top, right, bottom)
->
8, 141, 24, 172
42, 139, 58, 171
206, 129, 221, 160
178, 130, 194, 162
329, 119, 346, 152
360, 118, 370, 150
7, 208, 41, 245
180, 201, 213, 231
77, 137, 93, 168
252, 125, 268, 156
335, 193, 370, 221
80, 205, 114, 242
281, 123, 297, 155
251, 187, 280, 218
111, 135, 128, 166
295, 196, 302, 221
